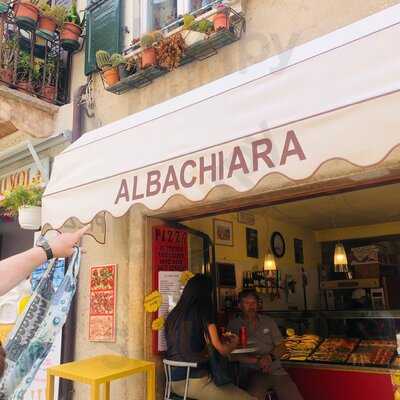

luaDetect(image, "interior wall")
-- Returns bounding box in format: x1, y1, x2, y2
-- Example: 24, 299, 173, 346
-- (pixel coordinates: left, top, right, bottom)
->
184, 211, 322, 311
315, 221, 400, 242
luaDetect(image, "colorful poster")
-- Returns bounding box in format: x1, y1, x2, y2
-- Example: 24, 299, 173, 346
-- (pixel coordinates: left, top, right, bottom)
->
89, 265, 117, 342
152, 226, 188, 353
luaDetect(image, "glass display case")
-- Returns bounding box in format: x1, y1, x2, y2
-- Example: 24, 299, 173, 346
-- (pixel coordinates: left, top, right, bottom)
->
265, 310, 400, 371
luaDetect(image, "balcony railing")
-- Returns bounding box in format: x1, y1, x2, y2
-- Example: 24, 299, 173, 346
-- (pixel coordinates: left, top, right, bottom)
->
0, 4, 75, 105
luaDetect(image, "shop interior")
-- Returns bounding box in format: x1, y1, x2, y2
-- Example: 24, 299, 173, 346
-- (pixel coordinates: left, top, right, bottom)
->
178, 182, 400, 369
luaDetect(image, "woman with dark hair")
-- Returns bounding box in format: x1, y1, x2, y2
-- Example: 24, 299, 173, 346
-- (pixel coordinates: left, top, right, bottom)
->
165, 274, 256, 400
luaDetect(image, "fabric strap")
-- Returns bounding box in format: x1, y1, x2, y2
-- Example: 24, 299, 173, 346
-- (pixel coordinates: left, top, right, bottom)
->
0, 247, 81, 399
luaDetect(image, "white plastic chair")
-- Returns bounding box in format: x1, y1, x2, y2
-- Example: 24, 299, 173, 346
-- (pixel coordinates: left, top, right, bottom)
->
163, 359, 198, 400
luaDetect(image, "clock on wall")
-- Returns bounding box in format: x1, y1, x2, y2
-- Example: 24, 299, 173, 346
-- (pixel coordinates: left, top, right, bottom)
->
271, 231, 285, 258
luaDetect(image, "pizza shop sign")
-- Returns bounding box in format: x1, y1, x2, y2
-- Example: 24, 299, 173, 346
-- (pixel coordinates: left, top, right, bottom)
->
0, 158, 49, 194
115, 130, 306, 205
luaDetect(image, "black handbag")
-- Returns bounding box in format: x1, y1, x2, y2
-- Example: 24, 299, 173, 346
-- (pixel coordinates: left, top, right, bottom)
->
207, 343, 233, 386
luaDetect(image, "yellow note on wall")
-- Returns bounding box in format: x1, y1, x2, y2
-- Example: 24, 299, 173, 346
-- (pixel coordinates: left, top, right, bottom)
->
179, 271, 194, 286
152, 317, 165, 331
144, 291, 163, 313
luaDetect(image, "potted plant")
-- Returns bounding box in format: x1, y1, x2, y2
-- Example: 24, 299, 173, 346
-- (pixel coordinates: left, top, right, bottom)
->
16, 51, 33, 91
60, 0, 83, 52
41, 57, 56, 102
213, 3, 230, 31
125, 55, 138, 77
155, 33, 185, 71
182, 14, 213, 47
14, 0, 40, 31
0, 185, 44, 230
140, 31, 162, 69
110, 53, 128, 79
0, 37, 17, 84
96, 49, 119, 86
37, 1, 66, 38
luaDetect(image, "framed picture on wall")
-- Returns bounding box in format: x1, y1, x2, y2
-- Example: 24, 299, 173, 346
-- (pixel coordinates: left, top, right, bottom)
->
246, 228, 259, 258
294, 238, 304, 264
213, 219, 233, 246
217, 262, 236, 288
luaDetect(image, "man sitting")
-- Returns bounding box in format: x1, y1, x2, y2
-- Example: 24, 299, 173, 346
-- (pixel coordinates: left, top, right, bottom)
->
228, 289, 303, 400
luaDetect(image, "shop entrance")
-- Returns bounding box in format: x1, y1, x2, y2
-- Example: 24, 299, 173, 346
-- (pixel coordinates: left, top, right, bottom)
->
151, 181, 400, 400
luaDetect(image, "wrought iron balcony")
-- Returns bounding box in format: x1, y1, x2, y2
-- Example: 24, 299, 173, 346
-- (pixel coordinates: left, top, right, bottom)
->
0, 2, 79, 105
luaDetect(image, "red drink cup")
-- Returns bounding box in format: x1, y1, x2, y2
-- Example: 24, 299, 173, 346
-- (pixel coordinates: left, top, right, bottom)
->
239, 326, 248, 347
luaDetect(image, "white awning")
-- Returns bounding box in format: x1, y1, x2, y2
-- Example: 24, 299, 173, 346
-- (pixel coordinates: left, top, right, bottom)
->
43, 10, 400, 228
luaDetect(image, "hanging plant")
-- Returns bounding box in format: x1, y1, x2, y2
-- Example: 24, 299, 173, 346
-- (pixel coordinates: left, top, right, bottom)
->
155, 33, 186, 71
1, 185, 43, 230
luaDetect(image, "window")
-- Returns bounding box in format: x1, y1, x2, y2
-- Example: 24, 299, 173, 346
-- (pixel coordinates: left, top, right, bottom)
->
141, 0, 215, 33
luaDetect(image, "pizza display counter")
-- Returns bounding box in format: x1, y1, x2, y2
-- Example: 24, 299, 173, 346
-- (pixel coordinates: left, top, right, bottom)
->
274, 311, 400, 400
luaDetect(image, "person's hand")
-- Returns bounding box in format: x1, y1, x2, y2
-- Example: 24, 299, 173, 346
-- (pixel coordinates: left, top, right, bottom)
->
226, 333, 239, 351
0, 343, 6, 377
48, 226, 89, 258
258, 355, 272, 373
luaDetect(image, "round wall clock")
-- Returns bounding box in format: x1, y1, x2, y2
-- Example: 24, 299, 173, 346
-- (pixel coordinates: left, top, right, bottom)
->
271, 231, 285, 258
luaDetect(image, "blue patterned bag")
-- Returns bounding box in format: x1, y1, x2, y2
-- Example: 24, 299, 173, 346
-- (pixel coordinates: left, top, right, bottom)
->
0, 248, 81, 399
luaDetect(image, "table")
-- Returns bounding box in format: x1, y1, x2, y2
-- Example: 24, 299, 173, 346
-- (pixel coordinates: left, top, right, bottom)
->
46, 354, 155, 400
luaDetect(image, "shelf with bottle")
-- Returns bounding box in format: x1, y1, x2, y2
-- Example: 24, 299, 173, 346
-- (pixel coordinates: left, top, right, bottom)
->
242, 270, 281, 291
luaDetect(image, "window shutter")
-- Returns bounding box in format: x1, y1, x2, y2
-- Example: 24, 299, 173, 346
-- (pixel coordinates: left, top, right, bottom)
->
84, 0, 122, 75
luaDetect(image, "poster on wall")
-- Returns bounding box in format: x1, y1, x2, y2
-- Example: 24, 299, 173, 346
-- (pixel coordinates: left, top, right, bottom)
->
152, 226, 188, 353
89, 264, 117, 342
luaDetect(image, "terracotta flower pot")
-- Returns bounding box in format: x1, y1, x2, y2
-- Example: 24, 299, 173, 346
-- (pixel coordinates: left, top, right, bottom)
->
213, 12, 229, 31
38, 15, 57, 36
103, 67, 119, 86
60, 22, 82, 52
141, 47, 156, 69
17, 80, 33, 92
42, 84, 56, 102
0, 68, 13, 84
14, 2, 39, 31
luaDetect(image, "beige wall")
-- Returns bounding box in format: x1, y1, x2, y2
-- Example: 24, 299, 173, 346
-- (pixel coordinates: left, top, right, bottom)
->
185, 211, 322, 311
68, 0, 400, 132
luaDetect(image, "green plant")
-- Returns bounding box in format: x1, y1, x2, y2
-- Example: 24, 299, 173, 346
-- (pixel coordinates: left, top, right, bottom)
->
110, 53, 126, 68
126, 55, 137, 73
43, 57, 56, 86
96, 50, 111, 70
197, 19, 213, 33
183, 14, 195, 30
140, 31, 162, 49
49, 5, 68, 27
17, 52, 31, 81
1, 185, 44, 216
140, 34, 155, 49
0, 37, 17, 70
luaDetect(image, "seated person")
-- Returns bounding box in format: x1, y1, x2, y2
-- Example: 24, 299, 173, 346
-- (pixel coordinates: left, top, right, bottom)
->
165, 275, 256, 400
228, 289, 303, 400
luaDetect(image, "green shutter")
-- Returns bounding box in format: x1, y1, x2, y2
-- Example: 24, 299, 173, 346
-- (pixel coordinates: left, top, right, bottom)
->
84, 0, 122, 75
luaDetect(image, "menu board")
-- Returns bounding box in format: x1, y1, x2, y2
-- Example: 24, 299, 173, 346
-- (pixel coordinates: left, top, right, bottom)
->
152, 226, 188, 353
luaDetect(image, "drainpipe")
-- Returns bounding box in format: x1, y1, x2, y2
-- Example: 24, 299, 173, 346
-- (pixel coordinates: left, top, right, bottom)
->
71, 84, 87, 143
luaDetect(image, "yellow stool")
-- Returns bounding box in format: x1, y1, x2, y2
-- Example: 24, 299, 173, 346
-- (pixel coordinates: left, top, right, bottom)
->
46, 354, 155, 400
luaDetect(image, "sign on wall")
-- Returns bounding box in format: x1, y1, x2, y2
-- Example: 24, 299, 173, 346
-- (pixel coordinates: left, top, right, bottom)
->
152, 226, 188, 353
89, 264, 117, 342
0, 158, 49, 195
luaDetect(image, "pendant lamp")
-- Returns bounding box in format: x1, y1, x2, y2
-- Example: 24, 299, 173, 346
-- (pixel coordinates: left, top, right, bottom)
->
264, 249, 277, 272
334, 242, 348, 273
